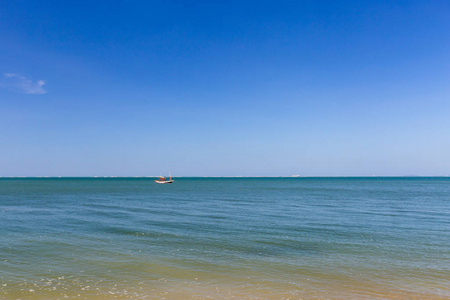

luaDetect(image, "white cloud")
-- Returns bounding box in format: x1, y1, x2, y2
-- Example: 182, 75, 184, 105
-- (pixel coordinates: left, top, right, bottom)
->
1, 73, 47, 94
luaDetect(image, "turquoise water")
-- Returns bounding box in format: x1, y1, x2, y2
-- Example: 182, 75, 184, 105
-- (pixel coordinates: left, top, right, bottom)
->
1, 177, 449, 299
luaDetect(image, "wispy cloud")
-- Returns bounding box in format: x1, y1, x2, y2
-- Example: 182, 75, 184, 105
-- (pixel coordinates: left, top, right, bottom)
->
1, 73, 46, 94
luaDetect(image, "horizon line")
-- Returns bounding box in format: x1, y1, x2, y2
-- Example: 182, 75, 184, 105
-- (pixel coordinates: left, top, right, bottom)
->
1, 175, 449, 178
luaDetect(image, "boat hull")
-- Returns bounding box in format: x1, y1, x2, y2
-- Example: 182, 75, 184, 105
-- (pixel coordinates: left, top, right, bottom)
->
155, 180, 174, 184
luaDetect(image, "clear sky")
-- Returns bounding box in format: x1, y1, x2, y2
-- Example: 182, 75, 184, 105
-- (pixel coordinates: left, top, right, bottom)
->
1, 0, 449, 177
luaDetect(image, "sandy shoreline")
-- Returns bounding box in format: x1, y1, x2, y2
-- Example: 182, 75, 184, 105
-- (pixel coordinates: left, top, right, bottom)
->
3, 279, 449, 300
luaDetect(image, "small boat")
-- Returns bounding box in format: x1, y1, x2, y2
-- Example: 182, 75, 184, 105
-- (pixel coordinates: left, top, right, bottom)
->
155, 174, 174, 184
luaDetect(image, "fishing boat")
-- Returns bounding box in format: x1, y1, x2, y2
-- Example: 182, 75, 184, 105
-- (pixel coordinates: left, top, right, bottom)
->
155, 174, 174, 184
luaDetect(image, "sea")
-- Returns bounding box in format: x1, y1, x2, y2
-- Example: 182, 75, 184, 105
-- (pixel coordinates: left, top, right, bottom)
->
0, 177, 449, 299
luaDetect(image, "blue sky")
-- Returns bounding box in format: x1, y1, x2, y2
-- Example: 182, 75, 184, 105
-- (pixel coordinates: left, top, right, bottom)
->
1, 0, 449, 176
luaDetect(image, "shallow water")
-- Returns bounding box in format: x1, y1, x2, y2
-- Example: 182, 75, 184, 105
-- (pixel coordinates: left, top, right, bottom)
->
1, 177, 449, 299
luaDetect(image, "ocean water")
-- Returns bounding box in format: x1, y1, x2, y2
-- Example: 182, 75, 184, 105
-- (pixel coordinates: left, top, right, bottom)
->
0, 177, 449, 299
